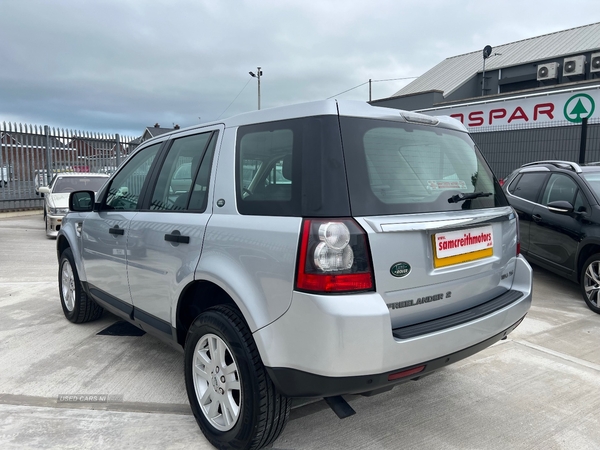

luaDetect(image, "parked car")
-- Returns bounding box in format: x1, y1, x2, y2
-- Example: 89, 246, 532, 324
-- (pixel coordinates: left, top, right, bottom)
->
503, 160, 600, 314
56, 100, 532, 450
38, 173, 109, 237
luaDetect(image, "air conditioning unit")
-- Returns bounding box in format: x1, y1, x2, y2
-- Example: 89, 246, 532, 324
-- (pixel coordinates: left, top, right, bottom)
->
563, 55, 586, 76
537, 63, 559, 81
591, 52, 600, 73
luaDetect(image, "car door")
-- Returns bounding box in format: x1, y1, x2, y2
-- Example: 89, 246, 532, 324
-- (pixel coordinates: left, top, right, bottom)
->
529, 173, 586, 273
505, 170, 549, 255
81, 142, 162, 315
126, 128, 221, 337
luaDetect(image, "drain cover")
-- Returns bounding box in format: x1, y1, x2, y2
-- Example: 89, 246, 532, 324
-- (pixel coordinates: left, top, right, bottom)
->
97, 321, 146, 337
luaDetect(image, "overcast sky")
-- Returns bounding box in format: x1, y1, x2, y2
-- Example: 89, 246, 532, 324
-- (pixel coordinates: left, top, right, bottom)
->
2, 0, 600, 138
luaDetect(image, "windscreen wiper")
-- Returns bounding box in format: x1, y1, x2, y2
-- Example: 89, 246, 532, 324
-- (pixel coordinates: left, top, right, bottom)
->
448, 191, 492, 203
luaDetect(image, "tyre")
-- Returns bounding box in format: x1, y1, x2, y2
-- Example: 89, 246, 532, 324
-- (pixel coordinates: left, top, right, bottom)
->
59, 248, 104, 323
580, 253, 600, 314
184, 306, 291, 450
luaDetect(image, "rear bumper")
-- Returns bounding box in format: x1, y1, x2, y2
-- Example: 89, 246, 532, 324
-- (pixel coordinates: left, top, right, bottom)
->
266, 316, 525, 397
253, 255, 532, 397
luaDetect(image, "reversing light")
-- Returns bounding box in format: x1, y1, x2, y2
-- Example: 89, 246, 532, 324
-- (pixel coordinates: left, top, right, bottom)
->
314, 222, 353, 272
318, 222, 351, 250
314, 242, 354, 272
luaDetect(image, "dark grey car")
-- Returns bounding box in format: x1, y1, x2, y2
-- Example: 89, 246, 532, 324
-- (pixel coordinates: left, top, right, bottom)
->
504, 160, 600, 314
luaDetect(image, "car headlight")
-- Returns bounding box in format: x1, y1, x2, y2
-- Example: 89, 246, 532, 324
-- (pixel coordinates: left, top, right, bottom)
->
49, 207, 69, 215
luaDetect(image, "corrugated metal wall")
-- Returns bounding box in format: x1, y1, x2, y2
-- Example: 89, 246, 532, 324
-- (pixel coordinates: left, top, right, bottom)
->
0, 123, 135, 211
471, 119, 600, 180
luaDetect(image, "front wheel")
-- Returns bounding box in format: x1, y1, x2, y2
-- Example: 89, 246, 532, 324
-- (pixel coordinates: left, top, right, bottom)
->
184, 306, 290, 450
59, 248, 104, 323
580, 253, 600, 314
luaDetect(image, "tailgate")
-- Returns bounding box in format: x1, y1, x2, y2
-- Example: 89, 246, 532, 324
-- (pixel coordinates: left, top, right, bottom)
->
357, 206, 518, 329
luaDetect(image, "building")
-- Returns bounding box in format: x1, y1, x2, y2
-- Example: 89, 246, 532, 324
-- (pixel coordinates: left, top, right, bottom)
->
372, 23, 600, 178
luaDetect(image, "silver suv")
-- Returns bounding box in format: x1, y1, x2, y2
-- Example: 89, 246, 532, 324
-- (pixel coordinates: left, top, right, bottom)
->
56, 100, 532, 450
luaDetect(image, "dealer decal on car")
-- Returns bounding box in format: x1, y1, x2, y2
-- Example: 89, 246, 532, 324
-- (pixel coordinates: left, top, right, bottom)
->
433, 225, 494, 268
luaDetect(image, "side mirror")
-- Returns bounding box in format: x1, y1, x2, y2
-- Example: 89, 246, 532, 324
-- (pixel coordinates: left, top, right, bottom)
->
69, 191, 95, 212
38, 186, 51, 194
547, 200, 574, 215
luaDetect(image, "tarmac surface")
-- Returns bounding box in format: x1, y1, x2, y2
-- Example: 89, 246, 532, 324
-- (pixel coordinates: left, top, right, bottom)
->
1, 212, 599, 449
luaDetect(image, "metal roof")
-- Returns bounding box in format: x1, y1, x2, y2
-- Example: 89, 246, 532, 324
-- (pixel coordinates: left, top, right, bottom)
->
393, 22, 600, 98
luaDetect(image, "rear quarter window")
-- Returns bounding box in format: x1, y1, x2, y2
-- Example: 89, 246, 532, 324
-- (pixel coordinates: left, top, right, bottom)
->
235, 116, 350, 217
508, 172, 549, 203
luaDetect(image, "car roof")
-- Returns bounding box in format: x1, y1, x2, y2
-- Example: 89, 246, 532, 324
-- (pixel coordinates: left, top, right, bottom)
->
512, 161, 600, 178
140, 99, 469, 146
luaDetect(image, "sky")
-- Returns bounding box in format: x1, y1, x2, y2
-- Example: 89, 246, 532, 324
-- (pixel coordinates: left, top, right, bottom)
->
2, 0, 600, 138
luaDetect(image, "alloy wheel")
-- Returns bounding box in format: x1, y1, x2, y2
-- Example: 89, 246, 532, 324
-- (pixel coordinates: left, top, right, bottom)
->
583, 260, 600, 308
192, 333, 242, 431
61, 260, 76, 312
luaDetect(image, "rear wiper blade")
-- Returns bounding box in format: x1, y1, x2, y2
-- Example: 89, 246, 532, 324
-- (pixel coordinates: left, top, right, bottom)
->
448, 191, 493, 203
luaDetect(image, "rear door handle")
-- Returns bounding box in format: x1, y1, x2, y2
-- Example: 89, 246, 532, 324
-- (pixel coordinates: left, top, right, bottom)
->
109, 225, 125, 235
165, 231, 190, 244
532, 214, 542, 223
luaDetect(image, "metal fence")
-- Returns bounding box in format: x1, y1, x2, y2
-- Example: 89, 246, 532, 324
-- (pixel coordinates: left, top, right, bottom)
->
1, 123, 136, 211
471, 118, 600, 180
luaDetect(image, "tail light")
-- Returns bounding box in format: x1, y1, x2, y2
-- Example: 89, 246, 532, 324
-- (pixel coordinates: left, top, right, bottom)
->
296, 218, 374, 293
514, 210, 521, 256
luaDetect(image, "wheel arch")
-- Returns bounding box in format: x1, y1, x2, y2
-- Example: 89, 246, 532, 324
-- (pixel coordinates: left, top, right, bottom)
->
56, 234, 70, 260
175, 280, 246, 348
577, 240, 600, 280
56, 222, 87, 282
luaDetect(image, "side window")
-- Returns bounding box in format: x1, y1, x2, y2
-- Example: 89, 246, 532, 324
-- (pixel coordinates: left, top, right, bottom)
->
150, 132, 215, 211
187, 133, 218, 211
105, 143, 161, 210
238, 128, 294, 203
541, 174, 578, 206
573, 191, 586, 213
509, 172, 548, 203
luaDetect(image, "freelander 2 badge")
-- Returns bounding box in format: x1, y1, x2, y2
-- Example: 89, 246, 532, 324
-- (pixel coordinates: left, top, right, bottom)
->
390, 262, 411, 278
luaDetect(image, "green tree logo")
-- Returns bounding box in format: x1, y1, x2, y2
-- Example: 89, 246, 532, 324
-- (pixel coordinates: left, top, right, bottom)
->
563, 94, 595, 123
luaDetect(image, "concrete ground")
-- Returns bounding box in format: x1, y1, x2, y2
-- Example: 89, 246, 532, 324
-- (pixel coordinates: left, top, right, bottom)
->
1, 212, 599, 450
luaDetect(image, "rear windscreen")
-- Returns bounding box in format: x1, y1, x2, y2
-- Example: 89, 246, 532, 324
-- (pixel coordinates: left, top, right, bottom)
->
341, 117, 508, 215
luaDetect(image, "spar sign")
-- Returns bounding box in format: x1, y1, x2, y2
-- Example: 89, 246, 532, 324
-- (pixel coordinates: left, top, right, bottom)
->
419, 87, 599, 130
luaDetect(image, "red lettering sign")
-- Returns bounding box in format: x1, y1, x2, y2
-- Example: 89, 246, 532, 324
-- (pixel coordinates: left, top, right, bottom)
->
534, 103, 554, 120
508, 106, 529, 123
468, 111, 484, 127
489, 108, 507, 124
450, 113, 464, 123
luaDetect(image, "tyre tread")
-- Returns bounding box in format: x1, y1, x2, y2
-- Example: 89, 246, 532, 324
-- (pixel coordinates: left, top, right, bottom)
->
206, 305, 291, 450
60, 248, 104, 323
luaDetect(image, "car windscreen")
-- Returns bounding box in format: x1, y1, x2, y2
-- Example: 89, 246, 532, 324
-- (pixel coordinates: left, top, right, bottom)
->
340, 117, 508, 215
52, 176, 107, 193
582, 172, 600, 202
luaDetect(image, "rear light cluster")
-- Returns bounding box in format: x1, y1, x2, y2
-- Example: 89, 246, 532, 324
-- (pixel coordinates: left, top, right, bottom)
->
514, 210, 521, 256
295, 218, 374, 293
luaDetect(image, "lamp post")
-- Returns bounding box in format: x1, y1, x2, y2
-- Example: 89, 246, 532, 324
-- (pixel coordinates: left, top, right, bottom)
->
482, 45, 492, 97
482, 46, 501, 96
249, 67, 263, 110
